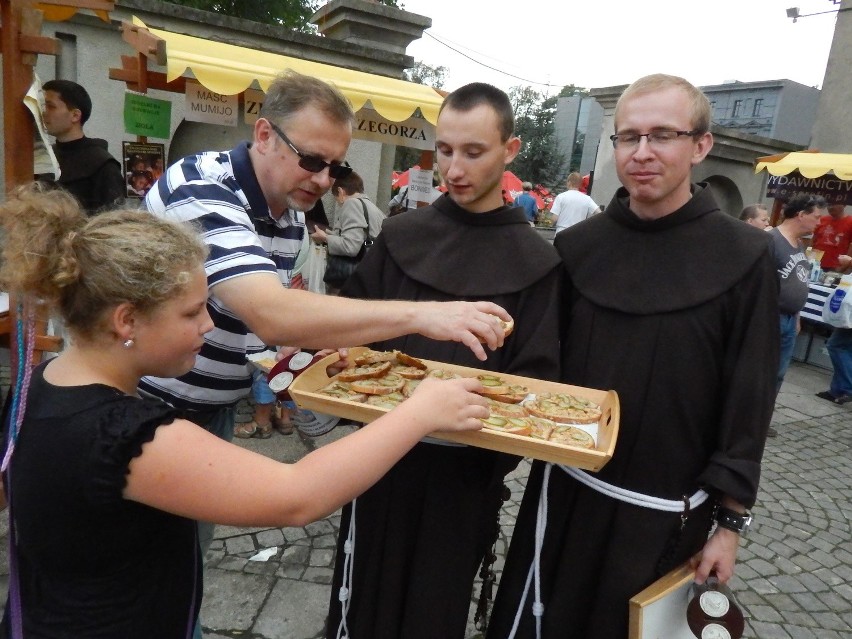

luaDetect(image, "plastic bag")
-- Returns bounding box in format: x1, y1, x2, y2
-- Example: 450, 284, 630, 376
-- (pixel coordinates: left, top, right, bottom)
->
304, 241, 327, 294
822, 274, 852, 328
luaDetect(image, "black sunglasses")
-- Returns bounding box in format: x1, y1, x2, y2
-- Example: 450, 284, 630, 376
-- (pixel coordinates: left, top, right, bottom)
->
266, 119, 352, 180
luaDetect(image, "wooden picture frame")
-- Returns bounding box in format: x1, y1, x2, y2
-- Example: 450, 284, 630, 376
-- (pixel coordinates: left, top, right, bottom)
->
629, 563, 696, 639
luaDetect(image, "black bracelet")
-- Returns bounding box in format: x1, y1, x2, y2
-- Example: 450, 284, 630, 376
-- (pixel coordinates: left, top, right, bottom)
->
715, 506, 752, 535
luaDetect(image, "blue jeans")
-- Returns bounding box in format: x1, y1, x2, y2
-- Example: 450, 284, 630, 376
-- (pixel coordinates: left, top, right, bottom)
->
827, 328, 852, 398
251, 367, 276, 405
777, 313, 798, 395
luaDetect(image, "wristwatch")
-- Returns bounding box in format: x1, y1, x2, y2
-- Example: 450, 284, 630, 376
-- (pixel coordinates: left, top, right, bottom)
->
715, 506, 752, 535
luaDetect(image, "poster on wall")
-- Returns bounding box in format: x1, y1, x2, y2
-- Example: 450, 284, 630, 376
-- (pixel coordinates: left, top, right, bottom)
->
123, 142, 165, 199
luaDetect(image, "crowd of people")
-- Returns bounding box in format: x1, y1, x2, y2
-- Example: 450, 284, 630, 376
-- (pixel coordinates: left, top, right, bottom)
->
0, 67, 848, 639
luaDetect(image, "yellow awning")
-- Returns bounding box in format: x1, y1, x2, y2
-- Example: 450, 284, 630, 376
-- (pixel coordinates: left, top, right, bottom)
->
36, 1, 111, 23
133, 18, 443, 125
755, 151, 852, 180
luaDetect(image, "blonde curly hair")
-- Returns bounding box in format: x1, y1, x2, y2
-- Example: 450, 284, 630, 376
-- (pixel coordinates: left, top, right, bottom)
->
0, 183, 208, 340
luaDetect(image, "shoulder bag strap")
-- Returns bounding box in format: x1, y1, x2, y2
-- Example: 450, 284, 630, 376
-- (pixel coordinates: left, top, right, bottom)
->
358, 199, 372, 243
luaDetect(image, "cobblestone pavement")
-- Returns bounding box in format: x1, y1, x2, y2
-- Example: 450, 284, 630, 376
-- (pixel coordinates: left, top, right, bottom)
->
0, 361, 849, 638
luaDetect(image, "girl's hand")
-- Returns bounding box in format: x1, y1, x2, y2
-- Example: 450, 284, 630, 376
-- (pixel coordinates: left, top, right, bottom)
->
405, 376, 488, 433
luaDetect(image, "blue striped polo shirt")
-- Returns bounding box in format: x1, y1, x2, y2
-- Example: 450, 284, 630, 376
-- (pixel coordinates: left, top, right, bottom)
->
139, 142, 306, 410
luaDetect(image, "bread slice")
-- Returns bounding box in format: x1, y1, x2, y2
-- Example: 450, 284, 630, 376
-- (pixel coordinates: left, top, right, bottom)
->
391, 364, 427, 380
487, 397, 529, 418
350, 372, 405, 395
524, 392, 602, 424
401, 378, 422, 397
353, 350, 398, 366
528, 416, 555, 440
489, 383, 530, 404
476, 374, 511, 396
394, 351, 427, 370
366, 392, 406, 409
478, 315, 515, 342
319, 381, 368, 403
336, 361, 393, 382
479, 415, 531, 436
549, 426, 595, 449
428, 368, 461, 380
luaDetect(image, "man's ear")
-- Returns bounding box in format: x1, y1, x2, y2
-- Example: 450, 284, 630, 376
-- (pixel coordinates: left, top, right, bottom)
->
253, 118, 276, 154
691, 131, 713, 166
70, 108, 83, 126
504, 136, 522, 165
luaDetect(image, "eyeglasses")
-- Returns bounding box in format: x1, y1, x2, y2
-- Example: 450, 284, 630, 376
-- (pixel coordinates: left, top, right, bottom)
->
610, 130, 700, 149
266, 119, 353, 180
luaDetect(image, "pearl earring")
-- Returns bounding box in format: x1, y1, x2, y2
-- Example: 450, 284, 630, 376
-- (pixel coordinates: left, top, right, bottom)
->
123, 339, 135, 348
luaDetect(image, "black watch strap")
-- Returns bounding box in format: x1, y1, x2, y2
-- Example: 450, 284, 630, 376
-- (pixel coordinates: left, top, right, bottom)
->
716, 506, 752, 534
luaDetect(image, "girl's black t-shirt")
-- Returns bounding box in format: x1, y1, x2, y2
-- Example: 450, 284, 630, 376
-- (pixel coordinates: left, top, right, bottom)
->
1, 362, 200, 638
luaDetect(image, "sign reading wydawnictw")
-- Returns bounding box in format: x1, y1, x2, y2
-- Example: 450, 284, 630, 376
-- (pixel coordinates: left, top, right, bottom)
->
766, 173, 852, 205
185, 80, 238, 127
353, 106, 435, 151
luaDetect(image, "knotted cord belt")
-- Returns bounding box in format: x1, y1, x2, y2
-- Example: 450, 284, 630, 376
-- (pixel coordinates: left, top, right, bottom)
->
507, 463, 710, 639
335, 498, 357, 639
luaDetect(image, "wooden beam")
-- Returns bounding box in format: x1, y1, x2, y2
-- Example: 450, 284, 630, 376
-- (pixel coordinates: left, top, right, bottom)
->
109, 57, 186, 93
18, 33, 58, 55
2, 0, 37, 190
108, 53, 140, 91
119, 20, 166, 66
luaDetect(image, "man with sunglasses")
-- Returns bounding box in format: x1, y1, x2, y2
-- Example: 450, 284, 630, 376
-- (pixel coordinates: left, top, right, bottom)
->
140, 71, 510, 458
489, 74, 779, 639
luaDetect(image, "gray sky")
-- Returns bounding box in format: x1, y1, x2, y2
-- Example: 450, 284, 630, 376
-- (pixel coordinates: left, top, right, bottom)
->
399, 0, 838, 94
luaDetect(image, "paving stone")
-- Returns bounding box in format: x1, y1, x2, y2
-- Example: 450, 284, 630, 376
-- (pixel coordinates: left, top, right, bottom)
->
784, 626, 820, 639
309, 548, 334, 568
747, 621, 793, 638
256, 528, 286, 548
201, 569, 275, 632
303, 567, 334, 584
282, 527, 309, 543
224, 535, 256, 555
254, 579, 330, 639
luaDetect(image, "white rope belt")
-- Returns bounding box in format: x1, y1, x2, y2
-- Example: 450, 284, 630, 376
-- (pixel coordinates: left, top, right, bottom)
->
507, 463, 710, 639
335, 498, 357, 639
559, 464, 710, 512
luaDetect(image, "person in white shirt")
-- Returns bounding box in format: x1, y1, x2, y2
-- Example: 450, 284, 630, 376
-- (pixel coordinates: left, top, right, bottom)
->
551, 171, 601, 232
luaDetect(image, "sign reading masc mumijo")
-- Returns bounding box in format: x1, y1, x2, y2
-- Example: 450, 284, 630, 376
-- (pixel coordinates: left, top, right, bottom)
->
185, 80, 238, 127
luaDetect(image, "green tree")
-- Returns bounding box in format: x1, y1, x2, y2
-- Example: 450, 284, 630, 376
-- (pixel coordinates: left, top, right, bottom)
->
509, 87, 567, 189
394, 60, 445, 172
403, 60, 447, 90
166, 0, 401, 31
558, 84, 590, 98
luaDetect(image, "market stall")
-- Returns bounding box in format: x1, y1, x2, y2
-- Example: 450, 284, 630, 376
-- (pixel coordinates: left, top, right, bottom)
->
755, 151, 852, 224
755, 152, 852, 370
1, 1, 112, 383
110, 19, 443, 172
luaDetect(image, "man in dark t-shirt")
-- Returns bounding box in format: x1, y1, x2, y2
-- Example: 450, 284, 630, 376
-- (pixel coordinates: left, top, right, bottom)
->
769, 194, 825, 395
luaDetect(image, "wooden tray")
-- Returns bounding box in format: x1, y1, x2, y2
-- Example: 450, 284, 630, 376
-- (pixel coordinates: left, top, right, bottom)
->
289, 347, 619, 471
